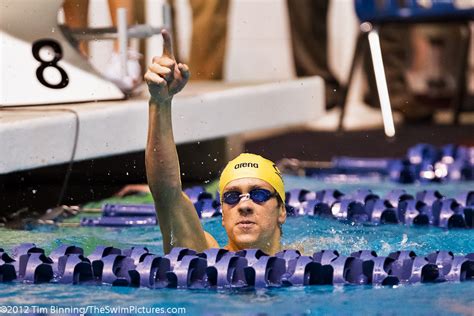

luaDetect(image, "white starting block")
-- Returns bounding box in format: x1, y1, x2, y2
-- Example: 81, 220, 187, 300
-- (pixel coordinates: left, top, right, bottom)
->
0, 0, 167, 106
0, 78, 325, 174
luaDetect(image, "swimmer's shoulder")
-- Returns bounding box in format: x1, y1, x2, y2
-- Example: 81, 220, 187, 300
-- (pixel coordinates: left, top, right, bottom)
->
204, 231, 220, 248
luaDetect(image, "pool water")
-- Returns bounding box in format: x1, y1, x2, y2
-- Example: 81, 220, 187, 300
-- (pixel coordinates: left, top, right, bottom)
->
1, 176, 473, 315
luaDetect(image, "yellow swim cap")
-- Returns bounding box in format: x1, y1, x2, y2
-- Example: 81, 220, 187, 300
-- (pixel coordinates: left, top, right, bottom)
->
219, 153, 285, 202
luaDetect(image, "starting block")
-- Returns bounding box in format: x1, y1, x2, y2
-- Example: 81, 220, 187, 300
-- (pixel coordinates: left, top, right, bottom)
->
0, 0, 168, 106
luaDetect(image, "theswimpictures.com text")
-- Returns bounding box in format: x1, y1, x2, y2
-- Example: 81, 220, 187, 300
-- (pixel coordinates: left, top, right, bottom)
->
0, 305, 187, 314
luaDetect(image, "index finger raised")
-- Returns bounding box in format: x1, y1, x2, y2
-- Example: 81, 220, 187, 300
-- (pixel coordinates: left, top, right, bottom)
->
161, 29, 174, 59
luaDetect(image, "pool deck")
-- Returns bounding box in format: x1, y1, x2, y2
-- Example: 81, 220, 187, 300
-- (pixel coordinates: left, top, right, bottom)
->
0, 77, 324, 175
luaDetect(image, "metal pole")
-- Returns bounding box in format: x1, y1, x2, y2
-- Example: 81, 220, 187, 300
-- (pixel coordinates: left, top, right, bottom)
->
117, 8, 128, 78
368, 27, 396, 137
162, 3, 172, 32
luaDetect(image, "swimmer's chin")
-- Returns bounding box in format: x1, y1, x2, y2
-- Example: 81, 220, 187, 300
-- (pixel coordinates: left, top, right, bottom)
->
232, 235, 261, 249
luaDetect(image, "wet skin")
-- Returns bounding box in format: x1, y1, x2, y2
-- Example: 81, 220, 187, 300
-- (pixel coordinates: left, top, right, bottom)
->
222, 178, 286, 254
145, 30, 285, 255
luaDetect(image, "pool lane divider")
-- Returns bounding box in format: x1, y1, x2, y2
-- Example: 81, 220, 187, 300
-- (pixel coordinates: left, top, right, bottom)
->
0, 244, 473, 288
300, 143, 474, 183
78, 187, 473, 229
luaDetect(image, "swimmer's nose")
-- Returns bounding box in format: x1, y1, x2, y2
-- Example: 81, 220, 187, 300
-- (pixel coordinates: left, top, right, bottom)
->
238, 201, 254, 216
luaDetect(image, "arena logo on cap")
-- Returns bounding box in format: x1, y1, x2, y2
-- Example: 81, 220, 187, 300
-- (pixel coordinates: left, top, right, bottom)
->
234, 162, 259, 169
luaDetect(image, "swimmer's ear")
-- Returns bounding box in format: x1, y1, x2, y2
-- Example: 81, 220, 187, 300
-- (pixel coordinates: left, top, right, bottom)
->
278, 204, 286, 224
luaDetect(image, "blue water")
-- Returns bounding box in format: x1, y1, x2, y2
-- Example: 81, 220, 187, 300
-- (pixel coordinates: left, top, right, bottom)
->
1, 176, 473, 315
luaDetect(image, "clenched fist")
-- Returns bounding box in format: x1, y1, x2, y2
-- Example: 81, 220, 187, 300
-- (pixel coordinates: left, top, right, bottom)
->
145, 30, 190, 104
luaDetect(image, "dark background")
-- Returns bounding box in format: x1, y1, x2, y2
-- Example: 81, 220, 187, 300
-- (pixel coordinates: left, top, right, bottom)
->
2, 124, 474, 224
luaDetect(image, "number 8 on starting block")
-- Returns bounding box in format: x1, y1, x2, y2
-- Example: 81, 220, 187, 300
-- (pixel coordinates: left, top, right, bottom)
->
0, 0, 125, 106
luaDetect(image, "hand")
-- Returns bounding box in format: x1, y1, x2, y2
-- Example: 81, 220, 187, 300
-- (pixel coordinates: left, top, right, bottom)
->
144, 30, 190, 104
115, 184, 151, 197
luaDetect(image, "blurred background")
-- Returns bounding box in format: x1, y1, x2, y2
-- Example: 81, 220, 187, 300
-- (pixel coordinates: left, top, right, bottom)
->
1, 0, 473, 223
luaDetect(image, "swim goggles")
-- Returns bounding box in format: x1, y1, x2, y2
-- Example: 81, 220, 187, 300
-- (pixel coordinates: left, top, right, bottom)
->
222, 188, 277, 205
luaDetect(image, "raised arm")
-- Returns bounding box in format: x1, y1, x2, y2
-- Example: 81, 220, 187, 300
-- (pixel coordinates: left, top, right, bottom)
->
144, 30, 216, 253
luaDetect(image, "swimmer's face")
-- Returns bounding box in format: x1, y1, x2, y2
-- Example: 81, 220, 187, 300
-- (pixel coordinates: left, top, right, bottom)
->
221, 178, 286, 252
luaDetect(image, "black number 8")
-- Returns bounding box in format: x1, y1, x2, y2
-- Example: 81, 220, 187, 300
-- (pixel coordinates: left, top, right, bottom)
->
32, 39, 69, 89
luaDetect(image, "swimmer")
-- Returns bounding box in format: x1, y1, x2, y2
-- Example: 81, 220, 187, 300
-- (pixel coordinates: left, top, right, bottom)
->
144, 30, 286, 255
